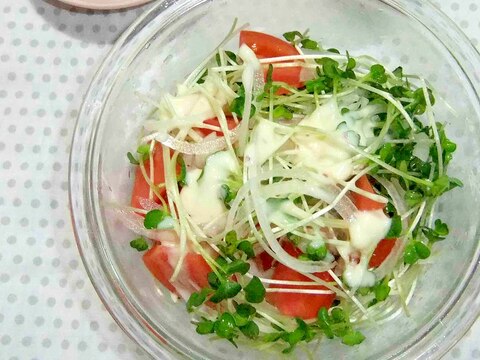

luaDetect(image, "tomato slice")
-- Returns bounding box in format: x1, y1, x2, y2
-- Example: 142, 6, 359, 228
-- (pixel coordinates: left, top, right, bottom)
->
130, 144, 167, 210
185, 252, 212, 289
266, 242, 336, 319
369, 239, 396, 268
255, 251, 276, 272
195, 116, 237, 137
351, 175, 384, 211
143, 245, 177, 294
351, 175, 396, 267
239, 30, 303, 94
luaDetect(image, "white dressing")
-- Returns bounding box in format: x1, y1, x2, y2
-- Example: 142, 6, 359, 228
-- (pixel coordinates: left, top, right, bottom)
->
180, 151, 239, 235
344, 261, 376, 288
246, 119, 293, 165
349, 210, 391, 252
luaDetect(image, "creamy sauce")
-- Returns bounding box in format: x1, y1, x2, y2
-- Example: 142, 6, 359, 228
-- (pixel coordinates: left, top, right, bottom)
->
247, 119, 293, 165
349, 210, 391, 252
180, 151, 239, 236
342, 210, 391, 288
343, 103, 385, 146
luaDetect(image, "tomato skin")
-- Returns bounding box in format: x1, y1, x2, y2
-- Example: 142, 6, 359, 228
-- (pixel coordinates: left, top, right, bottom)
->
130, 145, 167, 210
351, 175, 385, 211
266, 242, 336, 319
143, 245, 177, 294
369, 239, 396, 268
255, 251, 276, 272
185, 252, 212, 289
195, 116, 237, 137
239, 30, 303, 93
239, 30, 298, 58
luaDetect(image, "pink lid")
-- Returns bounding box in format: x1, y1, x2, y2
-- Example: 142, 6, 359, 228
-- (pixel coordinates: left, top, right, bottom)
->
58, 0, 153, 10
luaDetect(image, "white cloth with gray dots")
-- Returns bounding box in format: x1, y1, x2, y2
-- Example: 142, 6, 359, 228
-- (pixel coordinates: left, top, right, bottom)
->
0, 0, 479, 359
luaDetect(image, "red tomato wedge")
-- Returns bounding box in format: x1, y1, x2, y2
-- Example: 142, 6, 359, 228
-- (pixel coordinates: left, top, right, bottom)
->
266, 243, 336, 319
351, 175, 397, 267
239, 30, 303, 94
130, 144, 167, 210
351, 175, 385, 211
194, 116, 237, 137
185, 252, 212, 289
255, 251, 276, 272
368, 239, 396, 268
143, 245, 177, 294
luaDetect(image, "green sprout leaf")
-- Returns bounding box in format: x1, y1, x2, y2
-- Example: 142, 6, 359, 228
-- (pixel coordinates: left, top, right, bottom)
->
210, 281, 242, 303
129, 237, 148, 252
196, 319, 215, 334
144, 209, 171, 229
240, 320, 260, 339
127, 152, 140, 165
273, 105, 293, 120
386, 215, 402, 238
243, 276, 266, 303
342, 330, 365, 346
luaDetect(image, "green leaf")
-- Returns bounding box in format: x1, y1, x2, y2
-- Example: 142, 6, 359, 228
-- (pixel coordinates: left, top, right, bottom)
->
224, 259, 250, 275
369, 64, 387, 84
346, 51, 356, 71
374, 282, 391, 302
236, 303, 256, 318
386, 215, 402, 238
187, 288, 212, 312
210, 281, 242, 303
429, 175, 463, 197
214, 312, 237, 339
207, 272, 221, 290
392, 66, 403, 78
129, 237, 148, 252
225, 230, 237, 244
306, 242, 327, 261
327, 48, 340, 54
283, 31, 302, 43
414, 241, 431, 259
136, 144, 150, 157
127, 152, 140, 165
177, 157, 187, 186
273, 105, 293, 120
434, 219, 449, 236
240, 320, 260, 339
404, 190, 424, 207
330, 308, 346, 323
342, 330, 365, 346
196, 319, 215, 334
144, 209, 169, 229
244, 276, 266, 303
301, 38, 319, 50
404, 242, 419, 265
237, 241, 255, 259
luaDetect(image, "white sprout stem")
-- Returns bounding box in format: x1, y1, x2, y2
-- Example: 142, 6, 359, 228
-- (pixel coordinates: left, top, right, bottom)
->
421, 79, 443, 176
265, 288, 334, 295
149, 140, 156, 201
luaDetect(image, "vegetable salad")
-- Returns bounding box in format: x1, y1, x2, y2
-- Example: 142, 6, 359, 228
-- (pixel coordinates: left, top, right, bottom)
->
121, 23, 461, 353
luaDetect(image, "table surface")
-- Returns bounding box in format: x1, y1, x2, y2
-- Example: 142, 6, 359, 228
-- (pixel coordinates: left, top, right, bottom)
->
0, 0, 479, 359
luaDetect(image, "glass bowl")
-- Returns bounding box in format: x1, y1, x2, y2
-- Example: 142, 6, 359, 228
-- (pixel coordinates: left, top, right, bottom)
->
69, 0, 480, 358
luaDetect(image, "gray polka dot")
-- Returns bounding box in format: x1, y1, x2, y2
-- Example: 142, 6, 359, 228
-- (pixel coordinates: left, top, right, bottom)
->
60, 128, 68, 137
21, 336, 32, 346
34, 316, 45, 326
57, 220, 65, 228
98, 342, 108, 352
14, 91, 24, 99
8, 124, 16, 133
25, 73, 34, 81
76, 280, 85, 289
46, 238, 54, 247
64, 299, 73, 308
53, 162, 62, 171
61, 339, 69, 349
37, 108, 46, 117
42, 74, 51, 82
25, 126, 34, 135
33, 257, 42, 266
7, 235, 16, 244
53, 57, 61, 65
7, 294, 17, 303
472, 349, 480, 358
0, 273, 10, 283
39, 218, 48, 228
20, 274, 30, 284
1, 216, 11, 225
42, 181, 51, 190
76, 75, 85, 84
52, 258, 60, 267
69, 259, 78, 269
62, 239, 71, 248
30, 39, 39, 47
81, 299, 91, 310
42, 338, 51, 348
15, 143, 24, 152
1, 335, 12, 345
3, 161, 12, 169
36, 163, 44, 171
31, 199, 40, 208
59, 278, 67, 288
15, 314, 25, 324
53, 318, 62, 328
13, 198, 22, 207
50, 200, 58, 209
35, 56, 44, 65
40, 277, 49, 286
0, 54, 9, 62
71, 319, 80, 329
451, 2, 460, 11
64, 40, 72, 48
47, 297, 56, 307
13, 254, 23, 264
90, 321, 99, 331
109, 323, 118, 332
92, 24, 101, 33
451, 347, 461, 358
7, 72, 16, 81
24, 179, 32, 188
28, 295, 39, 305
47, 40, 56, 48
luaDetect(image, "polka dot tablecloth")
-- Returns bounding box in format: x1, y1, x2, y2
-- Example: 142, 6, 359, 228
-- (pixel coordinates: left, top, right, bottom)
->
0, 0, 479, 359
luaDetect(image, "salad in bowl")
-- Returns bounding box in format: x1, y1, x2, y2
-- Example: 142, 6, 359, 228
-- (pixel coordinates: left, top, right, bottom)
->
118, 24, 461, 353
